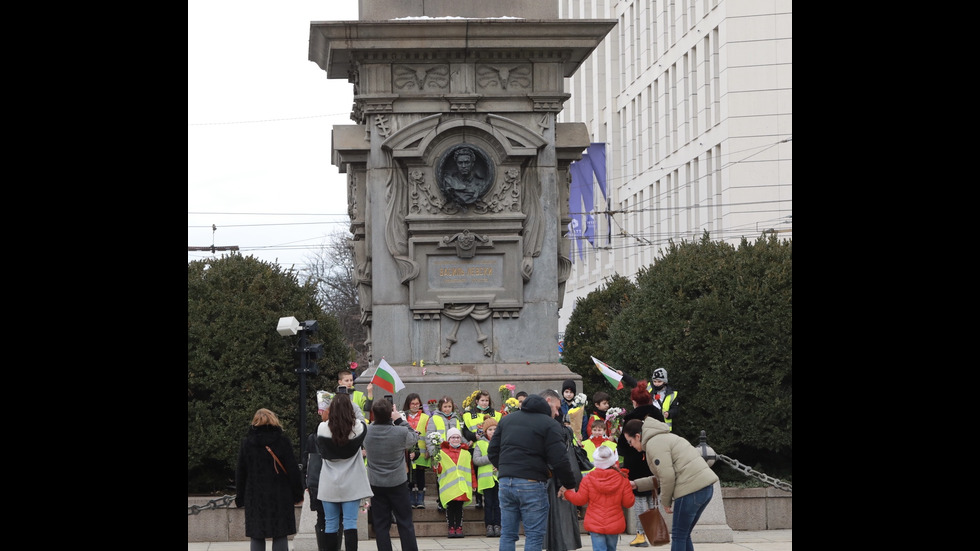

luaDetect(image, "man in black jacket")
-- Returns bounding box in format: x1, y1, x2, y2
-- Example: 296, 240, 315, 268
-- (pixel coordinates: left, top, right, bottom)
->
488, 391, 577, 551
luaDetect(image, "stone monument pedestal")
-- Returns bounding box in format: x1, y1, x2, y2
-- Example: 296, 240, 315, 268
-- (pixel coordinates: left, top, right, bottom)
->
356, 362, 580, 410
624, 480, 733, 543
292, 497, 317, 551
690, 481, 735, 542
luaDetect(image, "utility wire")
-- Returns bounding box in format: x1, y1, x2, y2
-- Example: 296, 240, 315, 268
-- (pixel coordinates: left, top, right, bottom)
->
188, 112, 352, 126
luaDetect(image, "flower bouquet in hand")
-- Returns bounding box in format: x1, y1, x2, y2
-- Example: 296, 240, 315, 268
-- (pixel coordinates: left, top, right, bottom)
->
501, 397, 520, 415
426, 431, 444, 463
423, 399, 438, 417
571, 392, 587, 409
499, 384, 516, 404
605, 407, 626, 439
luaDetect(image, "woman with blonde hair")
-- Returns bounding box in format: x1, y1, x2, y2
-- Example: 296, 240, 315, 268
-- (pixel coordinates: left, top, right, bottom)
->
235, 408, 305, 551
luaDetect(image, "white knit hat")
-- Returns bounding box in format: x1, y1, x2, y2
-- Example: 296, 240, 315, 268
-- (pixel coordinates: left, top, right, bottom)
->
592, 445, 619, 469
446, 427, 463, 440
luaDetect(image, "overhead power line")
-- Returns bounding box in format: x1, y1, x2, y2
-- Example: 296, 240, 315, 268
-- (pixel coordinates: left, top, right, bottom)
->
188, 246, 240, 253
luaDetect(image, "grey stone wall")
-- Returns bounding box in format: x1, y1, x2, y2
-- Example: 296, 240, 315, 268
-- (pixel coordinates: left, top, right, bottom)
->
187, 488, 791, 542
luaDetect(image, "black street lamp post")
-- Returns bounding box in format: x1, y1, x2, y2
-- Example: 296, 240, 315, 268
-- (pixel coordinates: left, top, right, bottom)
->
277, 317, 323, 463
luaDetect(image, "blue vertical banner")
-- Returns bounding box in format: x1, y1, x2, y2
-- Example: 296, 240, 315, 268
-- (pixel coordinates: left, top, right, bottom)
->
568, 158, 584, 261
587, 143, 610, 245
585, 213, 596, 246
587, 143, 607, 199
570, 155, 596, 257
567, 220, 582, 260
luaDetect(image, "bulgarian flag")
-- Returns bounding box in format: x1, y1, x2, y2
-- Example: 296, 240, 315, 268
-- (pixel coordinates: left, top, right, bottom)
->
371, 358, 406, 394
591, 356, 624, 390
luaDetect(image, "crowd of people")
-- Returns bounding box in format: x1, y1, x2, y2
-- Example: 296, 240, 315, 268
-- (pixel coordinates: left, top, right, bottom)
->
234, 365, 718, 551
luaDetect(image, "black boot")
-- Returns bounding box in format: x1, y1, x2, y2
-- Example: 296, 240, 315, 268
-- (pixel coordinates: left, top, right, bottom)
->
344, 528, 359, 551
315, 528, 330, 551
334, 529, 344, 551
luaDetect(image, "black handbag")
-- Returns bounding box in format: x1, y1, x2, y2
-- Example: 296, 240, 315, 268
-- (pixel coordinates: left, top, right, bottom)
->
573, 444, 593, 471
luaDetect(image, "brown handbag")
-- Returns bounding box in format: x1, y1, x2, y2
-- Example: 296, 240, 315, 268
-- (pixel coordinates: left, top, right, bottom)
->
638, 475, 670, 546
638, 508, 670, 546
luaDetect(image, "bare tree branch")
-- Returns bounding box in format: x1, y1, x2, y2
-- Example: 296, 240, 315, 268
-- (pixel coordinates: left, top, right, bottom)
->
304, 231, 368, 366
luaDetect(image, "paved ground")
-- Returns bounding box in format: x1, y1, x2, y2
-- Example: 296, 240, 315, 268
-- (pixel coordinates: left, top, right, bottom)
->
188, 528, 792, 550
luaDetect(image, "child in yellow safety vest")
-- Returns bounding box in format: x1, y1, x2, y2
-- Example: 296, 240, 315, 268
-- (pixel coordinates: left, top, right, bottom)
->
425, 396, 462, 513
580, 422, 619, 476
582, 390, 613, 439
461, 389, 502, 510
471, 418, 501, 538
433, 427, 474, 538
402, 393, 430, 509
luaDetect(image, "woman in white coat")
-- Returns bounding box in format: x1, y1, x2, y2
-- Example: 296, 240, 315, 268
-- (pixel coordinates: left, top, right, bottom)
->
317, 392, 373, 551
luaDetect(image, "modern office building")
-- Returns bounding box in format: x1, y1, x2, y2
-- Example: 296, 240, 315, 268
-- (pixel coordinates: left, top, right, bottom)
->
556, 0, 792, 334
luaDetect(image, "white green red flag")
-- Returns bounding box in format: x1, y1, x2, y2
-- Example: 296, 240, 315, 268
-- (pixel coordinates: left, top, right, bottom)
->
591, 356, 624, 390
371, 358, 406, 394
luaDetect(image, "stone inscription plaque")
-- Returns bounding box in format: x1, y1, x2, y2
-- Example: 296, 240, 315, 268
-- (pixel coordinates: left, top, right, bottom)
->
409, 235, 523, 311
429, 256, 504, 289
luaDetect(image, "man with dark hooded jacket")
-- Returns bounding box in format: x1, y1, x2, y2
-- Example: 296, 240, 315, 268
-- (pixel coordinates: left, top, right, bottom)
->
488, 392, 577, 551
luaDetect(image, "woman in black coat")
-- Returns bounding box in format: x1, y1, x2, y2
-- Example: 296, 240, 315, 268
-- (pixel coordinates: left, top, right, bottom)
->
616, 380, 665, 548
235, 408, 305, 551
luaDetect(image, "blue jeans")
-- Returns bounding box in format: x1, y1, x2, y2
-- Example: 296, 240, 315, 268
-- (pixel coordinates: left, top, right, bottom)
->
670, 484, 714, 551
498, 477, 549, 551
590, 532, 620, 551
321, 499, 360, 532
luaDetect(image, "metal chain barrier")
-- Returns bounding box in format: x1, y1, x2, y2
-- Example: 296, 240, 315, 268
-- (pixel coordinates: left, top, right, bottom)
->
188, 494, 236, 515
715, 453, 792, 493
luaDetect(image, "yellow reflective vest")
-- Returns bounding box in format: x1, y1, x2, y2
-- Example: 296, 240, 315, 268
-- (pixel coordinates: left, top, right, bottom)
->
645, 385, 678, 431
580, 438, 618, 474
437, 448, 473, 507
407, 411, 431, 467
462, 409, 501, 439
473, 440, 497, 493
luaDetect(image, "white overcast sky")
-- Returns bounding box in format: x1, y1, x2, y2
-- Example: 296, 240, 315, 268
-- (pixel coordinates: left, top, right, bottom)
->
188, 1, 361, 273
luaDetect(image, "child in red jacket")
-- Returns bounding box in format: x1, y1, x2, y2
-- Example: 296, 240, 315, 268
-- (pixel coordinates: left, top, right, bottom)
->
432, 427, 474, 538
561, 445, 635, 551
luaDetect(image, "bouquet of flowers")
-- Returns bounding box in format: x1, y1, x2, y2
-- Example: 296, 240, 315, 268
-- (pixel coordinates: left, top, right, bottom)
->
501, 397, 520, 415
605, 407, 626, 439
499, 384, 516, 404
571, 392, 587, 409
423, 399, 438, 417
426, 431, 444, 462
462, 389, 482, 412
316, 390, 335, 412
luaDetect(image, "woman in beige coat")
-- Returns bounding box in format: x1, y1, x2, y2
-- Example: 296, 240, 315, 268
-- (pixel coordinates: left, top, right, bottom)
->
622, 417, 719, 551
